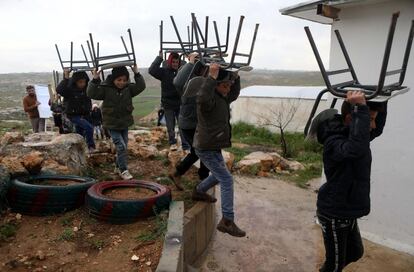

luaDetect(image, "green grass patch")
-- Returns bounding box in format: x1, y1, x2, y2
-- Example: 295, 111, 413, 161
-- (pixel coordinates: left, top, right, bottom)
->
60, 216, 74, 227
154, 155, 170, 167
232, 122, 276, 146
0, 120, 31, 136
59, 228, 75, 241
0, 223, 18, 241
88, 239, 105, 250
231, 122, 323, 187
283, 163, 323, 188
132, 88, 161, 119
135, 212, 168, 243
224, 146, 250, 162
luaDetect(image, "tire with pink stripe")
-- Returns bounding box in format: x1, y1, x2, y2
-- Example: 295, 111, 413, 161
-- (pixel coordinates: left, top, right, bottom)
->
85, 180, 171, 224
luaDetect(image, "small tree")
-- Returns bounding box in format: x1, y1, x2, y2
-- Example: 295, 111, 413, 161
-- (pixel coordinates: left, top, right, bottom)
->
255, 98, 301, 157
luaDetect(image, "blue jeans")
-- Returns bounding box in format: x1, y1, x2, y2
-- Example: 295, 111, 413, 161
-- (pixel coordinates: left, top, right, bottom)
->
109, 129, 129, 171
70, 116, 95, 149
195, 149, 234, 220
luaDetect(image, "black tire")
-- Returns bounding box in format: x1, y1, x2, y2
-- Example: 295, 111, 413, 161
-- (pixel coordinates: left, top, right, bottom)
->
7, 175, 96, 215
85, 180, 171, 224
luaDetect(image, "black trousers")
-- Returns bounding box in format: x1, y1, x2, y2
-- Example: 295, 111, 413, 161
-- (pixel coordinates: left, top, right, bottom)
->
318, 213, 364, 272
176, 128, 209, 180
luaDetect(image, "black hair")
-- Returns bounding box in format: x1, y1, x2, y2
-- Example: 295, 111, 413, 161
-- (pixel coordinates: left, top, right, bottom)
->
341, 100, 385, 119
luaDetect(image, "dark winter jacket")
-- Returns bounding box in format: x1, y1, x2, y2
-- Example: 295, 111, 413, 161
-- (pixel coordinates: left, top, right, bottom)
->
148, 56, 180, 110
90, 108, 103, 126
86, 73, 146, 130
193, 76, 241, 150
56, 71, 92, 117
317, 104, 387, 219
174, 62, 197, 130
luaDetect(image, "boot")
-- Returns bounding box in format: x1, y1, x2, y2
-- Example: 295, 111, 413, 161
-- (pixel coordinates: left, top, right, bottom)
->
217, 217, 246, 237
168, 170, 184, 191
192, 188, 217, 203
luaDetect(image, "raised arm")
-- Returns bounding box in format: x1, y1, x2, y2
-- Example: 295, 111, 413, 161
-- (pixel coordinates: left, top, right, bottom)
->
174, 62, 194, 97
56, 69, 71, 98
327, 91, 371, 161
197, 63, 220, 112
86, 69, 105, 100
148, 52, 164, 80
129, 65, 146, 97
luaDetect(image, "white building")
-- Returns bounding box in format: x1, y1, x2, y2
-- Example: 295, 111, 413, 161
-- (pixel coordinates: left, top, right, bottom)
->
231, 85, 327, 132
281, 0, 414, 255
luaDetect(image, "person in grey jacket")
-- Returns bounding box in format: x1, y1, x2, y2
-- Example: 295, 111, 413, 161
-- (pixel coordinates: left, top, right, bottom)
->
193, 63, 245, 238
169, 53, 210, 190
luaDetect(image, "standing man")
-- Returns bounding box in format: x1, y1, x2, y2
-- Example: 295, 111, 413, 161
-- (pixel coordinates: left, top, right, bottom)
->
149, 51, 189, 150
23, 85, 45, 133
193, 63, 245, 238
308, 91, 387, 272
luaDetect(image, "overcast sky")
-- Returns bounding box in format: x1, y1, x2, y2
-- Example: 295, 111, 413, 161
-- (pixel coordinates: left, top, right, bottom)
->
0, 0, 331, 73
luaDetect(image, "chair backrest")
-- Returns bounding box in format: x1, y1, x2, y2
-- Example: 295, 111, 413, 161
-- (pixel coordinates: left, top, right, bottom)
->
88, 29, 136, 71
55, 42, 94, 72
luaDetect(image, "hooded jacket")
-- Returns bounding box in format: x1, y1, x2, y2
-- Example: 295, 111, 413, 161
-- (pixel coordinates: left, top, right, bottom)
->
86, 72, 146, 130
148, 55, 180, 110
173, 62, 198, 130
56, 71, 92, 117
193, 76, 241, 150
317, 104, 387, 219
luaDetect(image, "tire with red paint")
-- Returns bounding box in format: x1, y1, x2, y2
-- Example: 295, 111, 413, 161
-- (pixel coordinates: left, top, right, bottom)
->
85, 180, 171, 224
7, 175, 96, 216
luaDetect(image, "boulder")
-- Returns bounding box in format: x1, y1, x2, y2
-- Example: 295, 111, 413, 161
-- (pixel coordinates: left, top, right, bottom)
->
281, 159, 305, 171
0, 133, 88, 175
21, 151, 45, 175
268, 152, 282, 166
238, 152, 274, 174
158, 148, 169, 158
41, 159, 71, 175
0, 132, 24, 146
150, 127, 168, 146
128, 142, 159, 160
222, 150, 235, 170
0, 156, 27, 176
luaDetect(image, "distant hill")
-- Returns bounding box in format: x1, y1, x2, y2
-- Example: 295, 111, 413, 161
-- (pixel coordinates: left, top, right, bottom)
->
0, 69, 324, 120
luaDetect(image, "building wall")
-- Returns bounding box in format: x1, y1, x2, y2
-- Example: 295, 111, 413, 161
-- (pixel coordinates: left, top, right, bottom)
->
231, 97, 328, 133
329, 0, 414, 254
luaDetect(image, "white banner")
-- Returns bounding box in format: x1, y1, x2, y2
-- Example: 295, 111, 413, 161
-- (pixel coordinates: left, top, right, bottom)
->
35, 85, 52, 118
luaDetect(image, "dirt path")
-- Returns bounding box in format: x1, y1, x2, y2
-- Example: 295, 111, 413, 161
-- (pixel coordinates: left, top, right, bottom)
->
194, 176, 414, 272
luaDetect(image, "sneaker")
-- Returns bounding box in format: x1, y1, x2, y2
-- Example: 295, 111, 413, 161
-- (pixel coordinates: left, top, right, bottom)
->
168, 170, 184, 191
217, 217, 246, 237
192, 188, 217, 203
120, 170, 133, 180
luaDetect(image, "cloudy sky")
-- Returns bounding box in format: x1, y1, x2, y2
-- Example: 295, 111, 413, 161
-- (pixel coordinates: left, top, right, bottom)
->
0, 0, 331, 73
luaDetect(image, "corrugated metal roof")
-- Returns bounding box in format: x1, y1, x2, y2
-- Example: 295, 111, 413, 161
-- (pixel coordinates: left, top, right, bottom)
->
239, 85, 328, 100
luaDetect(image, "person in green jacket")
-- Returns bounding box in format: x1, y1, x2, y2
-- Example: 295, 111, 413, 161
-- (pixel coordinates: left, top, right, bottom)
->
87, 65, 146, 180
